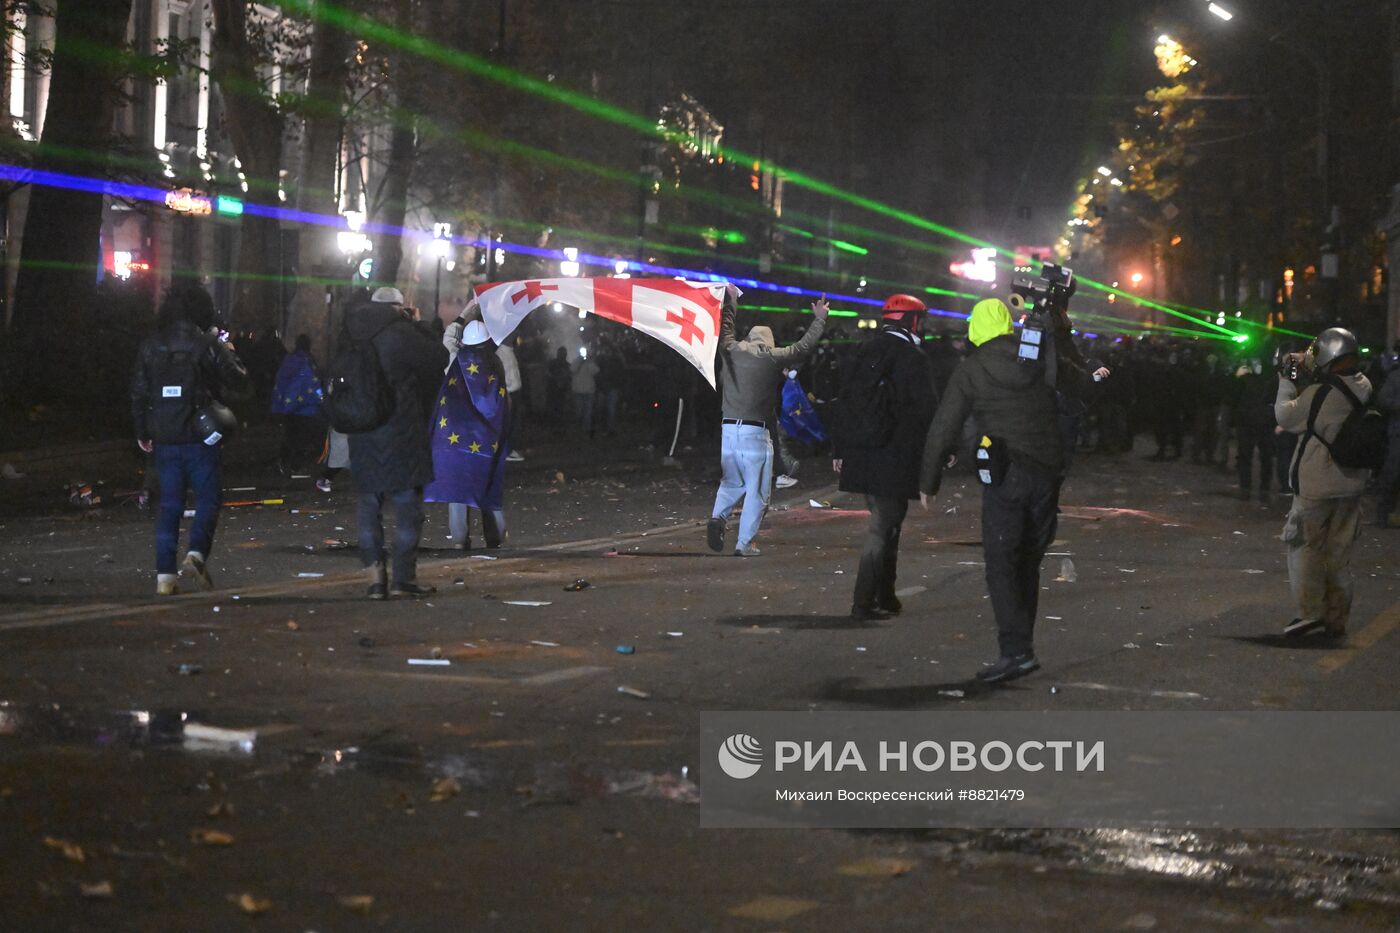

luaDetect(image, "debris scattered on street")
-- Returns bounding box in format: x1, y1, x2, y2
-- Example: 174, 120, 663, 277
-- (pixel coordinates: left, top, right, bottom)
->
836, 857, 917, 877
616, 685, 650, 699
296, 572, 324, 578
504, 600, 551, 607
615, 645, 635, 655
1055, 558, 1077, 583
808, 499, 830, 509
339, 895, 375, 914
563, 578, 591, 591
407, 658, 451, 666
170, 663, 203, 676
937, 689, 965, 698
79, 880, 113, 899
229, 893, 272, 915
43, 836, 85, 863
190, 828, 235, 846
429, 777, 461, 802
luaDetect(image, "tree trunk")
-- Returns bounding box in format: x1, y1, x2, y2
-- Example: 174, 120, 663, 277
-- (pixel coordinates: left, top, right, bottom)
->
5, 0, 134, 403
368, 0, 418, 290
209, 0, 286, 336
285, 14, 351, 357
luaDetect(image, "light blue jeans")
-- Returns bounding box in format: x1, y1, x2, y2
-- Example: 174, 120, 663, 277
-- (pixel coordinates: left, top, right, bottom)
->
711, 423, 772, 550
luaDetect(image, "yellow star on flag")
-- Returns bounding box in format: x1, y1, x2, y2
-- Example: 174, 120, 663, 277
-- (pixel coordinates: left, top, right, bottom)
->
468, 441, 482, 453
448, 432, 460, 445
439, 417, 448, 428
439, 396, 447, 406
491, 442, 499, 452
448, 376, 458, 386
467, 363, 480, 375
498, 387, 506, 397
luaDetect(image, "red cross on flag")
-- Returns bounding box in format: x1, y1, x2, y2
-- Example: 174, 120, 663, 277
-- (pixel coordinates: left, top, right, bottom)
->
473, 277, 739, 387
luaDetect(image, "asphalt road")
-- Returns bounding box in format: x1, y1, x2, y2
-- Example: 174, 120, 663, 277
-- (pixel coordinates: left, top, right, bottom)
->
1, 430, 1398, 931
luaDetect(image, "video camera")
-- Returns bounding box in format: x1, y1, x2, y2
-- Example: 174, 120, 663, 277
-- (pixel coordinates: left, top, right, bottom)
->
1008, 263, 1077, 365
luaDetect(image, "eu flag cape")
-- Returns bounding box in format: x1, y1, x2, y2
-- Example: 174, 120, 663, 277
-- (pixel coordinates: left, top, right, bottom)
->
270, 351, 323, 417
424, 346, 509, 509
778, 375, 827, 444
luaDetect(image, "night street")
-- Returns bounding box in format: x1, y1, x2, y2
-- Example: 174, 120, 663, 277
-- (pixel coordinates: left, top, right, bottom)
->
2, 436, 1398, 930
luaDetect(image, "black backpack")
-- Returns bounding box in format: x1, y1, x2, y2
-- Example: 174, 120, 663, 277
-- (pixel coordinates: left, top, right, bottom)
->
1306, 379, 1388, 472
325, 322, 395, 434
149, 334, 222, 444
835, 349, 897, 448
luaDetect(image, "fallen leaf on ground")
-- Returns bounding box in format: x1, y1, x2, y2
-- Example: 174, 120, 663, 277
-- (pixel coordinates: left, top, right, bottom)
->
229, 893, 272, 915
190, 828, 235, 846
338, 895, 374, 914
728, 896, 819, 921
836, 857, 917, 878
43, 836, 85, 863
429, 777, 461, 802
79, 880, 113, 898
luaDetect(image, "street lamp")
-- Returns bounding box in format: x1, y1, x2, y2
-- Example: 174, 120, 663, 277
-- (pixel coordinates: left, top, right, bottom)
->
431, 222, 452, 321
1130, 271, 1145, 288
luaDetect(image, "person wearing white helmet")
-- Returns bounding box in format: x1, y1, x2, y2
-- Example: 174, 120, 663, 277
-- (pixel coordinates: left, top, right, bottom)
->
1275, 327, 1374, 640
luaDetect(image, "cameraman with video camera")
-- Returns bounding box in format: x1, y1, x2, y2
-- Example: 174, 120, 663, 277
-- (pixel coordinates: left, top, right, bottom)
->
1275, 328, 1376, 640
918, 296, 1066, 684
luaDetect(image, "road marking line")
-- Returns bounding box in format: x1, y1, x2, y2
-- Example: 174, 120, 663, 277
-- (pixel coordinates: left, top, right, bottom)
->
1062, 681, 1206, 701
516, 665, 610, 686
0, 517, 709, 634
1315, 602, 1400, 674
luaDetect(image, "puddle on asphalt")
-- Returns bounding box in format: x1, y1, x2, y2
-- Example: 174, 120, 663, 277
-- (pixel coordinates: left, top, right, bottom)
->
877, 827, 1400, 911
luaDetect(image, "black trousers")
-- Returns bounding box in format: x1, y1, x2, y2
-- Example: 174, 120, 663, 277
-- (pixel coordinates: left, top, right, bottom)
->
853, 495, 908, 611
1237, 424, 1275, 492
982, 463, 1062, 657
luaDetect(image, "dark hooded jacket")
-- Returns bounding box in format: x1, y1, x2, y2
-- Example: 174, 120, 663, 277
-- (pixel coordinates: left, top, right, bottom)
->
131, 319, 248, 445
833, 328, 936, 500
345, 302, 450, 494
920, 333, 1063, 496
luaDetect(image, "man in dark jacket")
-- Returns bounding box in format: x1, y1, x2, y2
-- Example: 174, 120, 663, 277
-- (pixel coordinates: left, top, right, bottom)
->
131, 284, 248, 596
347, 287, 450, 599
1232, 358, 1277, 502
920, 298, 1065, 683
832, 294, 936, 620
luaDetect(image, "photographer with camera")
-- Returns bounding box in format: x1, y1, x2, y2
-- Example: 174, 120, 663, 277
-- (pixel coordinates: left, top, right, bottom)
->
919, 297, 1065, 683
131, 283, 248, 596
1275, 327, 1375, 640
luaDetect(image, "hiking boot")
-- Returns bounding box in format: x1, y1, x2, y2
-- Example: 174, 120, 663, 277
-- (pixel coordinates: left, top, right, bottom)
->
775, 474, 798, 489
156, 574, 180, 597
390, 581, 437, 598
850, 605, 893, 622
182, 551, 213, 591
1284, 617, 1325, 638
706, 517, 726, 553
975, 652, 1041, 684
734, 544, 762, 557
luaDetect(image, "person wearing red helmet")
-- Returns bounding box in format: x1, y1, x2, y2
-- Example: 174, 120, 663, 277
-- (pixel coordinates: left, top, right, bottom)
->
831, 294, 937, 620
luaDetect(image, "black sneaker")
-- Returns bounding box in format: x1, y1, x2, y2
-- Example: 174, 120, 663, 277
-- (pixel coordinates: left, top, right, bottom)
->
367, 583, 387, 601
850, 605, 893, 622
1284, 617, 1325, 638
975, 652, 1041, 684
877, 596, 903, 615
390, 581, 437, 598
706, 517, 726, 553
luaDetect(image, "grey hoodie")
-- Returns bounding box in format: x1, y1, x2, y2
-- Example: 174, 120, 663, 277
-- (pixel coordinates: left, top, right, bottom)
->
716, 306, 825, 422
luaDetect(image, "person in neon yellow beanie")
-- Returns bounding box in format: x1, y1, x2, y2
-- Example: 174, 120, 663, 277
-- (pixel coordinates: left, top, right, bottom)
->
918, 295, 1065, 684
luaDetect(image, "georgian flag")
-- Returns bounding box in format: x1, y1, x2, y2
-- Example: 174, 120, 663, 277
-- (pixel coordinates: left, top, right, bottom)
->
473, 277, 739, 387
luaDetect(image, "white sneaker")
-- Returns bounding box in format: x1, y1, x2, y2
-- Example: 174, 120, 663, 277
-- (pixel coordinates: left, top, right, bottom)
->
315, 478, 332, 492
506, 451, 525, 462
156, 574, 180, 596
775, 475, 798, 489
735, 544, 762, 557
